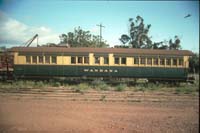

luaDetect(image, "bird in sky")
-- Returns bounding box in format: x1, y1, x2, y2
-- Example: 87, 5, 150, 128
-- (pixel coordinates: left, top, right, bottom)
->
184, 14, 191, 18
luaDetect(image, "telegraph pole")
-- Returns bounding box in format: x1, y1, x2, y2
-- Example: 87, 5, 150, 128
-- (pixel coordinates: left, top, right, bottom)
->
97, 23, 105, 45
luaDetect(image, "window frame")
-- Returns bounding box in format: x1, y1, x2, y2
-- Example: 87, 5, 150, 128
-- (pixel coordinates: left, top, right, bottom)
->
147, 58, 152, 65
71, 56, 76, 64
140, 57, 146, 65
26, 56, 31, 64
172, 58, 177, 66
153, 58, 159, 65
104, 57, 109, 64
134, 57, 139, 65
166, 58, 171, 66
45, 56, 50, 64
178, 58, 183, 66
32, 56, 37, 64
39, 56, 43, 64
84, 56, 89, 64
160, 58, 165, 65
78, 56, 83, 64
95, 56, 100, 64
52, 56, 57, 64
114, 57, 120, 65
121, 57, 126, 65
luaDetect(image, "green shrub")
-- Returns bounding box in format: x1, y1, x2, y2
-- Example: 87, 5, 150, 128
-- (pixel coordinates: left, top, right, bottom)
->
14, 80, 25, 89
133, 84, 146, 92
175, 87, 181, 94
78, 83, 89, 90
91, 79, 104, 88
91, 80, 109, 91
25, 81, 35, 89
99, 83, 109, 91
175, 86, 195, 94
73, 83, 89, 94
184, 88, 193, 94
115, 84, 126, 91
0, 80, 39, 91
147, 83, 158, 91
35, 81, 45, 88
52, 82, 61, 87
0, 82, 15, 91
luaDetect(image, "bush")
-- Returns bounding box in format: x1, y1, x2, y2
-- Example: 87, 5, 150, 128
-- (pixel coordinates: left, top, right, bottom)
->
73, 83, 90, 94
146, 83, 159, 91
133, 83, 147, 92
72, 83, 89, 94
25, 81, 35, 88
13, 80, 25, 89
174, 83, 199, 94
0, 82, 15, 91
52, 82, 61, 87
35, 81, 45, 88
91, 80, 109, 91
78, 83, 89, 90
91, 79, 104, 88
99, 83, 109, 91
0, 80, 43, 91
115, 84, 127, 91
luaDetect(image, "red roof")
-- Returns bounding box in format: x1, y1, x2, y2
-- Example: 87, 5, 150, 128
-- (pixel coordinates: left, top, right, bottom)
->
9, 47, 194, 56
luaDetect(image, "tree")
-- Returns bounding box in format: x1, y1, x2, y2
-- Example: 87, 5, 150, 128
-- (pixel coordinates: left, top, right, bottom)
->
189, 53, 199, 73
169, 36, 181, 50
59, 34, 68, 44
59, 27, 108, 48
119, 34, 130, 44
119, 15, 152, 48
119, 16, 182, 50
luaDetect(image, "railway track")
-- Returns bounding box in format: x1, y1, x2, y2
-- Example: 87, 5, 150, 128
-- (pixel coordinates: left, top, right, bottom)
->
0, 87, 198, 103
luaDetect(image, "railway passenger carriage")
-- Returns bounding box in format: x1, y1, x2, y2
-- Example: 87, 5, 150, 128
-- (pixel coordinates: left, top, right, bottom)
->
9, 47, 193, 82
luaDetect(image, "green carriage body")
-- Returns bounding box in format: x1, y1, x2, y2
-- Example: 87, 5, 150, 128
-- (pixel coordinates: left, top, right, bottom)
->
9, 47, 193, 81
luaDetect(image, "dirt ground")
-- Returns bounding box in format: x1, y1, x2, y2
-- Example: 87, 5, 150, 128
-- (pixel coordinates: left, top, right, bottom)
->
0, 91, 199, 133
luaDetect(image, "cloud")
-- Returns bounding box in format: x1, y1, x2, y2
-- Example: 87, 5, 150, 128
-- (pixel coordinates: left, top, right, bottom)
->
0, 11, 60, 47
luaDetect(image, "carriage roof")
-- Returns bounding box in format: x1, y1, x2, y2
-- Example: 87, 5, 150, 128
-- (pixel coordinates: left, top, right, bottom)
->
9, 47, 194, 56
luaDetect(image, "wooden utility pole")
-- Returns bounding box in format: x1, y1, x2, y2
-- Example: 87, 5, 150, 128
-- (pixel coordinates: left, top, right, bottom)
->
97, 23, 105, 45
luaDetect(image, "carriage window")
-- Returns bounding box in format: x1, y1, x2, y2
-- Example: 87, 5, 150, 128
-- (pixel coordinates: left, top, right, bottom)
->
45, 56, 50, 64
153, 58, 158, 65
26, 56, 31, 64
114, 57, 119, 64
32, 56, 37, 64
71, 56, 76, 64
160, 58, 165, 65
173, 58, 177, 66
52, 56, 57, 64
95, 57, 100, 64
39, 56, 43, 63
179, 58, 183, 66
84, 57, 89, 64
166, 58, 171, 65
121, 57, 126, 65
78, 57, 83, 64
104, 57, 109, 64
140, 57, 145, 65
147, 58, 152, 65
134, 57, 139, 65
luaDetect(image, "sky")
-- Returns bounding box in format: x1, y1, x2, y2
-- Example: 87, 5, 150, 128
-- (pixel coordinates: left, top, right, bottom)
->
0, 0, 199, 53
